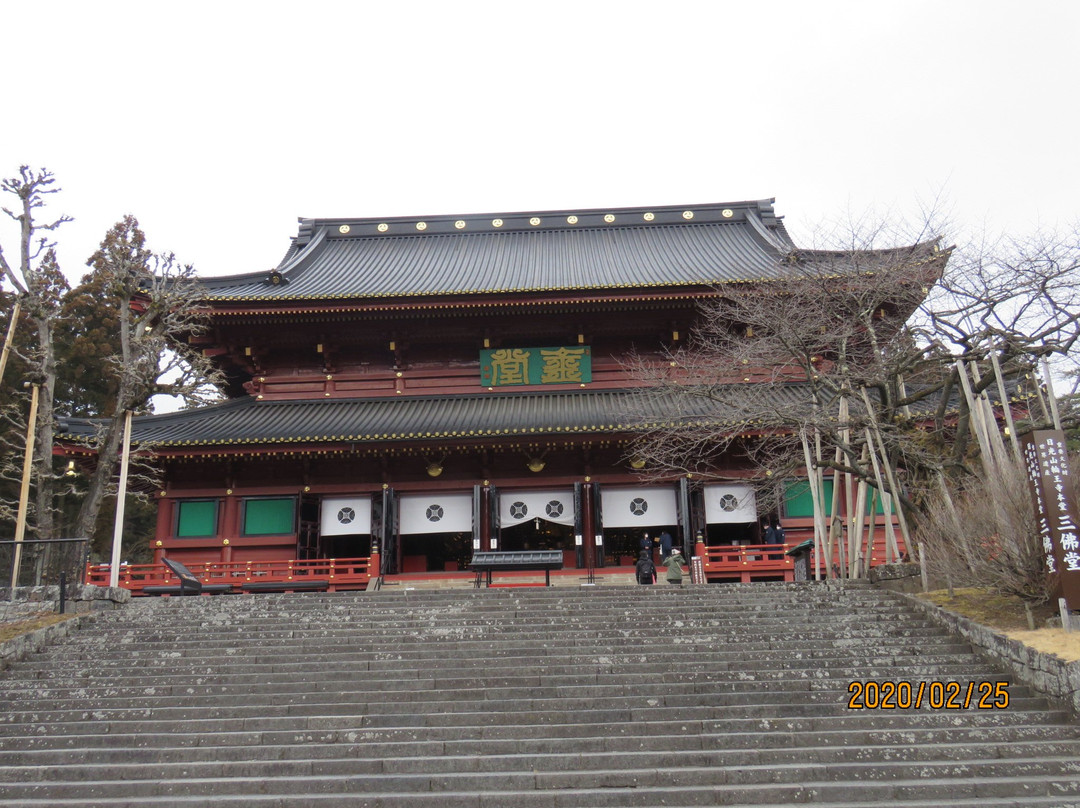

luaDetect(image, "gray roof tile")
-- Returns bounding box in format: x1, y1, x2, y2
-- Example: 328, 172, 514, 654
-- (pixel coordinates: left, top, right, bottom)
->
57, 387, 806, 449
199, 201, 795, 301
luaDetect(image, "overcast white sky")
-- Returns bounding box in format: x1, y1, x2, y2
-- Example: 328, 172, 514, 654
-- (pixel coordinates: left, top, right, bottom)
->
3, 0, 1078, 283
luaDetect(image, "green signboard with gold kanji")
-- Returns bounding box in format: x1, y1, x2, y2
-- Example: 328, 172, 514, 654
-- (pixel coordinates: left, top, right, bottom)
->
480, 346, 592, 386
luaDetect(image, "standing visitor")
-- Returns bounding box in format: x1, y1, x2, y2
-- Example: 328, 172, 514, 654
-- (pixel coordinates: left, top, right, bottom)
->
658, 530, 673, 560
635, 550, 656, 585
663, 548, 685, 585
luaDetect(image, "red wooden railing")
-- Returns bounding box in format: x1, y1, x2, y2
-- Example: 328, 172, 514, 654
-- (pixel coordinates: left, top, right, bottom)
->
699, 533, 907, 582
700, 543, 795, 580
86, 556, 372, 595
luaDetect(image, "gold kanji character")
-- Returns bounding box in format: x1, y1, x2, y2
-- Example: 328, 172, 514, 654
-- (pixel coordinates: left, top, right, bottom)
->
490, 349, 531, 385
539, 347, 586, 384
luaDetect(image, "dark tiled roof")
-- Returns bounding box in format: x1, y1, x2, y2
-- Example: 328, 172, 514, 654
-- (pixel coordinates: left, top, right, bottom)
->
198, 200, 796, 301
56, 387, 810, 449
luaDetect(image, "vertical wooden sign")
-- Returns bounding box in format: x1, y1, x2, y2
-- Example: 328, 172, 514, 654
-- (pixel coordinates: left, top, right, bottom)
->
1022, 430, 1080, 610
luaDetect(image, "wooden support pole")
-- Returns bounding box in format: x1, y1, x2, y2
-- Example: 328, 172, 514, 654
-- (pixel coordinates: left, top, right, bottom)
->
108, 410, 134, 589
969, 361, 1008, 467
1042, 356, 1062, 431
863, 427, 900, 563
850, 445, 870, 578
813, 426, 834, 575
955, 360, 995, 476
1028, 363, 1052, 428
800, 430, 824, 581
10, 382, 39, 591
830, 395, 849, 578
989, 351, 1022, 463
862, 487, 878, 576
860, 388, 912, 561
0, 299, 21, 389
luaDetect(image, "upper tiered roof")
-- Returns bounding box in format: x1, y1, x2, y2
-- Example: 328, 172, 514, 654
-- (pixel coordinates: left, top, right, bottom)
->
197, 199, 796, 302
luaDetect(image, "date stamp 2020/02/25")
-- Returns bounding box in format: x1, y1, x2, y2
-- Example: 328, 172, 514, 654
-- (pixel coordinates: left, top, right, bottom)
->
846, 680, 1010, 710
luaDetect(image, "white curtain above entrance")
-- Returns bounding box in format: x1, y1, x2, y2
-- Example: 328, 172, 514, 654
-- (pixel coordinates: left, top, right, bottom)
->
399, 493, 473, 535
321, 496, 372, 536
601, 487, 677, 528
704, 484, 757, 524
500, 490, 575, 527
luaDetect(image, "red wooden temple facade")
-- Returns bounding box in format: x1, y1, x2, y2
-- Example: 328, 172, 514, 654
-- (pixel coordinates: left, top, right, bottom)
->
65, 199, 920, 593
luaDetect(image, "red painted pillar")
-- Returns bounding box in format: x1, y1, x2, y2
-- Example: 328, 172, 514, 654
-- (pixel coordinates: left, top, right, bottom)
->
153, 496, 171, 565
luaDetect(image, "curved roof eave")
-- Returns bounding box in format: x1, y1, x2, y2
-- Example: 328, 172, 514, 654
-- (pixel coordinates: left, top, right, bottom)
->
196, 200, 796, 303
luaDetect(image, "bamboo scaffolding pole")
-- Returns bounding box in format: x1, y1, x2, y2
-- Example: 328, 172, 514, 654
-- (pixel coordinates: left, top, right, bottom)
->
800, 429, 824, 581
10, 382, 39, 591
0, 298, 21, 389
988, 351, 1022, 462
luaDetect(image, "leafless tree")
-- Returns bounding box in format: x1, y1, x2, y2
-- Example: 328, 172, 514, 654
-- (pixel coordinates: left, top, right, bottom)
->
0, 169, 222, 581
917, 453, 1077, 605
0, 167, 72, 543
625, 216, 1080, 586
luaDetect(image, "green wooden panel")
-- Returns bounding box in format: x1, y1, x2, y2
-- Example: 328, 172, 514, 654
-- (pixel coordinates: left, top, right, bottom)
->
243, 498, 296, 536
176, 500, 217, 538
783, 479, 834, 517
785, 479, 892, 516
480, 346, 592, 386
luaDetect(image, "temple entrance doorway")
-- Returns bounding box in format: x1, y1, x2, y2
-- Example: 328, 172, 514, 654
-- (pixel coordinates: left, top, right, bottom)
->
497, 489, 578, 567
319, 495, 374, 559
400, 532, 472, 572
599, 486, 680, 567
499, 520, 575, 558
702, 484, 760, 548
398, 492, 474, 573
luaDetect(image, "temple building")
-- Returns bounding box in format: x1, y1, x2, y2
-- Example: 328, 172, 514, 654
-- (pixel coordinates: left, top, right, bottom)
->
61, 199, 918, 592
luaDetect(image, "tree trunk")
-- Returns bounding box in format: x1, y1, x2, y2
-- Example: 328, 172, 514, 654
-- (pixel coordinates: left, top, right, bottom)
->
33, 314, 58, 542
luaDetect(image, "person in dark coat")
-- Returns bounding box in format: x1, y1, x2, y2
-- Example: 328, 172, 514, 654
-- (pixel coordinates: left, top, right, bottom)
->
764, 519, 785, 544
635, 550, 656, 585
658, 530, 673, 560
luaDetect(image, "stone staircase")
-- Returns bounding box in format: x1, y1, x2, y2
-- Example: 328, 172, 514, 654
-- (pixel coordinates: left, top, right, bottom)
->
0, 582, 1078, 807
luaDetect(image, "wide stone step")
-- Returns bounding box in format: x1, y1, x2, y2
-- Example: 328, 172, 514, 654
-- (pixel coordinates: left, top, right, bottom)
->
2, 794, 1078, 808
12, 634, 973, 671
0, 648, 987, 685
0, 673, 1033, 715
4, 755, 1080, 795
2, 769, 1079, 806
0, 689, 1050, 731
5, 721, 1076, 760
3, 738, 1079, 781
0, 706, 1067, 746
29, 623, 950, 654
27, 611, 951, 634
